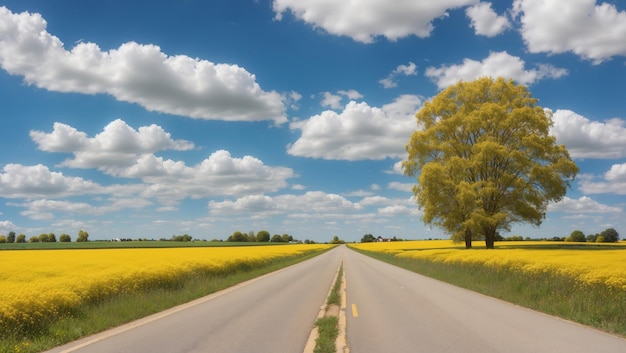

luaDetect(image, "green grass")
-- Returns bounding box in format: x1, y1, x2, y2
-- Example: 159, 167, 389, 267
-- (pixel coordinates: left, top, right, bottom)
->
314, 316, 339, 353
353, 248, 626, 338
0, 248, 328, 353
326, 265, 343, 307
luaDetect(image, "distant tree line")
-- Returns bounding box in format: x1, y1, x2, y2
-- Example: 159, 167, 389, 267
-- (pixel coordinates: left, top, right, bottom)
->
0, 230, 88, 243
224, 230, 303, 243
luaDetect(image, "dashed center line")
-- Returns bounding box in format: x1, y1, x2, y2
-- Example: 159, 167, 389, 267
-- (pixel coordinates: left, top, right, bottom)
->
351, 303, 359, 318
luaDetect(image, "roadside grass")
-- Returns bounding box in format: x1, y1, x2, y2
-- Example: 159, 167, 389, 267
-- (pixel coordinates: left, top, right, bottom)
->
314, 316, 339, 353
351, 248, 626, 338
0, 249, 328, 353
314, 264, 343, 353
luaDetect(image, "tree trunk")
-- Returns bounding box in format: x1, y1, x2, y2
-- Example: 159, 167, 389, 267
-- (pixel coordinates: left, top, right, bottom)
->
484, 227, 496, 249
464, 229, 472, 249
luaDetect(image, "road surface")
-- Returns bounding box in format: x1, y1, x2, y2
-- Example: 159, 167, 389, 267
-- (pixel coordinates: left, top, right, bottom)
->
46, 245, 626, 353
46, 247, 343, 353
343, 247, 626, 353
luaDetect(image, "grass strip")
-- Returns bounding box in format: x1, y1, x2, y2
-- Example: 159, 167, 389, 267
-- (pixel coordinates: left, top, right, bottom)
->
352, 248, 626, 338
326, 265, 343, 307
314, 316, 339, 353
1, 249, 328, 353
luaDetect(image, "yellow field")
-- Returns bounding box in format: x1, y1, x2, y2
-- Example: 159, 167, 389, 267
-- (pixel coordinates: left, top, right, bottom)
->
0, 244, 330, 331
351, 240, 626, 291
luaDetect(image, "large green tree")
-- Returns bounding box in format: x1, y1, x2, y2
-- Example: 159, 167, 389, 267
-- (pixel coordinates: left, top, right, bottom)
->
404, 77, 578, 249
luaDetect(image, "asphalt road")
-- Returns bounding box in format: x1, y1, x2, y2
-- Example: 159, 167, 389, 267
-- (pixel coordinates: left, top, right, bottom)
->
343, 247, 626, 353
46, 245, 626, 353
45, 247, 343, 353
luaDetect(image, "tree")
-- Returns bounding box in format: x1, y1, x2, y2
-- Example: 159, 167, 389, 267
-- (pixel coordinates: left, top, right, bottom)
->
0, 235, 6, 243
59, 233, 72, 242
600, 228, 619, 242
270, 234, 282, 242
566, 230, 586, 242
330, 235, 345, 244
404, 77, 578, 249
227, 231, 247, 242
77, 230, 89, 242
48, 233, 57, 243
256, 230, 270, 242
586, 234, 597, 242
29, 236, 39, 243
16, 234, 26, 243
361, 234, 376, 243
39, 233, 50, 242
281, 234, 293, 243
7, 231, 15, 243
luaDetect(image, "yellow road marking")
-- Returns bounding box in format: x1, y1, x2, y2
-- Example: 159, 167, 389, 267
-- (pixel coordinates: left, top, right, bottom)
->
351, 303, 359, 318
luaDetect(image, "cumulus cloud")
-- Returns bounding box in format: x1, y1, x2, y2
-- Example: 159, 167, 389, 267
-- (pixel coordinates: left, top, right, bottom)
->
0, 7, 286, 122
512, 0, 626, 64
18, 198, 152, 220
0, 220, 18, 233
137, 150, 295, 201
320, 90, 363, 109
30, 119, 194, 171
0, 164, 102, 199
380, 62, 418, 88
208, 191, 361, 218
466, 2, 511, 37
549, 196, 622, 213
288, 96, 421, 160
273, 0, 477, 43
550, 109, 626, 159
579, 164, 626, 195
425, 51, 568, 89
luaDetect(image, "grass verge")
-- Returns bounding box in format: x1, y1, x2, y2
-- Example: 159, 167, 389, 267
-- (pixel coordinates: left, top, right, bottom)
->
1, 249, 328, 353
352, 248, 626, 338
313, 263, 343, 353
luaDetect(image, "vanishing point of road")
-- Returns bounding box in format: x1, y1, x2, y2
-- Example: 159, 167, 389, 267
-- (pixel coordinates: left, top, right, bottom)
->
46, 245, 626, 353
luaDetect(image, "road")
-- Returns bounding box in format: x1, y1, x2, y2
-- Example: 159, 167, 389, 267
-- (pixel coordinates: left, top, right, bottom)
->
46, 245, 626, 353
46, 247, 343, 353
343, 247, 626, 353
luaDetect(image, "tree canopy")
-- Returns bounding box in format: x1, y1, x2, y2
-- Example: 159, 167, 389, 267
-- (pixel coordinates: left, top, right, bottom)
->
403, 77, 578, 249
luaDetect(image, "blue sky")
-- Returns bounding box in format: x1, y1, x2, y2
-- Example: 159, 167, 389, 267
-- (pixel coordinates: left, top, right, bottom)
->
1, 0, 625, 242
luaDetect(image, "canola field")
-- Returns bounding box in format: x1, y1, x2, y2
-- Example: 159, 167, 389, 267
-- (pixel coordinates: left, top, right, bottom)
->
0, 244, 330, 334
351, 240, 626, 291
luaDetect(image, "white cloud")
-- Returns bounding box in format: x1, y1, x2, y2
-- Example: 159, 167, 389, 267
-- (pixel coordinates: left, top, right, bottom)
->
273, 0, 478, 43
31, 119, 194, 171
208, 191, 361, 217
0, 164, 102, 199
0, 7, 286, 123
0, 220, 17, 233
549, 196, 622, 213
425, 51, 568, 89
19, 198, 153, 220
135, 150, 295, 201
337, 90, 363, 100
321, 90, 363, 109
321, 92, 343, 109
605, 163, 626, 182
380, 62, 418, 88
388, 182, 414, 192
466, 2, 511, 37
579, 164, 626, 195
550, 109, 626, 159
288, 96, 420, 160
512, 0, 626, 64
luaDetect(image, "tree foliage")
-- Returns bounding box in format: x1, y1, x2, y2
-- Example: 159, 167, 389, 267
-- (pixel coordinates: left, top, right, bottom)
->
600, 228, 619, 242
77, 230, 89, 242
256, 230, 270, 242
361, 234, 376, 243
566, 230, 586, 242
404, 77, 578, 249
